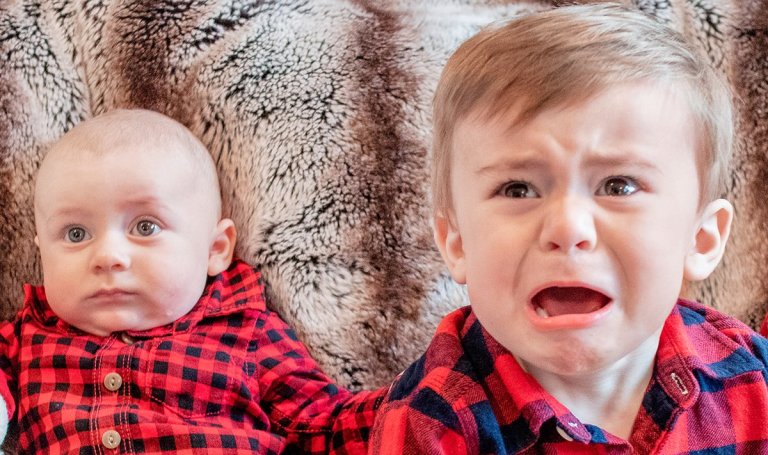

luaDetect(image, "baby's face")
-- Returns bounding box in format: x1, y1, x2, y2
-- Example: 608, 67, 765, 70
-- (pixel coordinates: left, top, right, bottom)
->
34, 141, 221, 336
436, 83, 709, 377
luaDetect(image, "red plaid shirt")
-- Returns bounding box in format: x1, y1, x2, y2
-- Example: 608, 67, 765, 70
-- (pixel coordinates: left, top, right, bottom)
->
371, 300, 768, 454
0, 259, 384, 454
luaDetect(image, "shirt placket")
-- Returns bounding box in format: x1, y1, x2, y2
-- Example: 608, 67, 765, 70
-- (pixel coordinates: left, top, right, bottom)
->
89, 334, 137, 453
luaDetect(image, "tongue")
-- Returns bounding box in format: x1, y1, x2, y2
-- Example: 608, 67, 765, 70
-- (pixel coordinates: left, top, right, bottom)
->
534, 287, 608, 317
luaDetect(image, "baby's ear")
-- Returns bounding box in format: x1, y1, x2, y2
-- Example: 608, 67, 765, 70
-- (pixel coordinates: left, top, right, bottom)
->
433, 214, 467, 284
684, 199, 734, 281
207, 218, 237, 276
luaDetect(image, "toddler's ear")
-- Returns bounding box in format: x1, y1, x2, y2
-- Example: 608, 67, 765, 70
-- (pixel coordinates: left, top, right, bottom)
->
207, 218, 237, 276
433, 214, 467, 284
684, 199, 734, 281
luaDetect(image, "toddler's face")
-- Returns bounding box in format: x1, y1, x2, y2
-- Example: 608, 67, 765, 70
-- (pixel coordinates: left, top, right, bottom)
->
35, 141, 222, 336
436, 83, 716, 377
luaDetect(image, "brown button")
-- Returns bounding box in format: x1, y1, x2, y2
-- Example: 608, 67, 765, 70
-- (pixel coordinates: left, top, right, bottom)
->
120, 332, 135, 345
103, 372, 123, 392
102, 429, 121, 449
555, 425, 574, 441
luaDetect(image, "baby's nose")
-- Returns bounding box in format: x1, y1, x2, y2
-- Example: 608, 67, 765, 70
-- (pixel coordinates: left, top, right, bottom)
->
90, 234, 131, 272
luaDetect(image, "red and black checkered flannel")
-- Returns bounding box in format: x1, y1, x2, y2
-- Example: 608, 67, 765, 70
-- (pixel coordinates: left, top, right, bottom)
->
371, 300, 768, 454
0, 259, 385, 454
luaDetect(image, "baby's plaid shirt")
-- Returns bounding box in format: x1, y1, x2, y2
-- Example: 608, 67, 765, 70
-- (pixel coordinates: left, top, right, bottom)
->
371, 300, 768, 454
0, 259, 384, 454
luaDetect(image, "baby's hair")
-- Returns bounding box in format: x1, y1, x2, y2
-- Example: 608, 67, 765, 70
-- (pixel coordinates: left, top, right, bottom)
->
37, 109, 222, 216
432, 4, 733, 216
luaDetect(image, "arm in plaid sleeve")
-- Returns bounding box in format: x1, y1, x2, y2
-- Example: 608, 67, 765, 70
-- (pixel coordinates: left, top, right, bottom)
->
254, 309, 386, 454
0, 316, 22, 447
371, 396, 469, 455
369, 356, 472, 455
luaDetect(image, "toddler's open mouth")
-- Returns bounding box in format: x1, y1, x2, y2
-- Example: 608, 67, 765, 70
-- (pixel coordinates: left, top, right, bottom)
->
531, 286, 611, 318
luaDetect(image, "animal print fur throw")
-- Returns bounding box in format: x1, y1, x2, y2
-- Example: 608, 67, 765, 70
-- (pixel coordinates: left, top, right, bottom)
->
1, 0, 767, 391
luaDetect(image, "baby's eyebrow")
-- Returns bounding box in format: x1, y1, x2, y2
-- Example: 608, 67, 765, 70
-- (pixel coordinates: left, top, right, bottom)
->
117, 195, 173, 212
44, 207, 88, 225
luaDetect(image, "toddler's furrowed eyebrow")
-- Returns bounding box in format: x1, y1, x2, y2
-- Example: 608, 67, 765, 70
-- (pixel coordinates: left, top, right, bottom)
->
474, 152, 663, 177
582, 153, 663, 176
474, 157, 546, 177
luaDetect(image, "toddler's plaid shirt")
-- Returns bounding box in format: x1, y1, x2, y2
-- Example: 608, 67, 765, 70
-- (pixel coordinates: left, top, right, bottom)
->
0, 259, 384, 454
371, 301, 768, 454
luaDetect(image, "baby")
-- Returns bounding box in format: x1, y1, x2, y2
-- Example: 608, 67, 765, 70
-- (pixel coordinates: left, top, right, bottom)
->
0, 109, 382, 453
371, 5, 768, 453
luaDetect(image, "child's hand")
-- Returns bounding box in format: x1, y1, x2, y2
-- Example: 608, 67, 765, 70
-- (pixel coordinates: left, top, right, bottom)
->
0, 393, 7, 453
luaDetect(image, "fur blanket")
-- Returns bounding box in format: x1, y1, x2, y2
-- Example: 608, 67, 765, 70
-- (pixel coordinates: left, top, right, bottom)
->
1, 0, 767, 392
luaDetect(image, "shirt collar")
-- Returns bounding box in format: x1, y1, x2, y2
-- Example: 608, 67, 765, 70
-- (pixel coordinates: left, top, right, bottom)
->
25, 258, 266, 338
458, 311, 595, 447
656, 299, 765, 403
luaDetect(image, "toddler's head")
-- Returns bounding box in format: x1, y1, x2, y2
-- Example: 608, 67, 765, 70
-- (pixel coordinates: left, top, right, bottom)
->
431, 5, 734, 378
432, 4, 733, 217
34, 109, 236, 336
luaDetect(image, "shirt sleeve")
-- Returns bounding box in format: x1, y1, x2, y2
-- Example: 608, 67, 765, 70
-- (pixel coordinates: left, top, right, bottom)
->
747, 331, 768, 372
370, 395, 469, 455
0, 316, 21, 421
253, 309, 386, 454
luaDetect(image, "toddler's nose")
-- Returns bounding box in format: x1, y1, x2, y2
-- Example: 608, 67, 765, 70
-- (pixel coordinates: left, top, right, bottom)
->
539, 196, 597, 253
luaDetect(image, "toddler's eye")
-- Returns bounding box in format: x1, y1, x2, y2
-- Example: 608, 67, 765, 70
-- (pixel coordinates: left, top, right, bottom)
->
501, 181, 539, 198
66, 227, 90, 243
133, 220, 161, 237
597, 176, 639, 196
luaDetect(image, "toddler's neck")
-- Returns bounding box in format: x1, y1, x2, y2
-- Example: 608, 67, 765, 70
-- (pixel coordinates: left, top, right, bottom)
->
521, 329, 661, 440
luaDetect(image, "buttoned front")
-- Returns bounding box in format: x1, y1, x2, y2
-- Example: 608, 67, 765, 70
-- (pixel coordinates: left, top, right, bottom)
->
0, 260, 384, 454
103, 372, 123, 392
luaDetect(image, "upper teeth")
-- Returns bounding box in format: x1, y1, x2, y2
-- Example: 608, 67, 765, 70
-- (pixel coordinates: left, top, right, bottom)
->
536, 306, 549, 318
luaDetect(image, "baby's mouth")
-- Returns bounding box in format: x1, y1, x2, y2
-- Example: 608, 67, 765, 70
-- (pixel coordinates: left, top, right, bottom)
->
531, 286, 611, 318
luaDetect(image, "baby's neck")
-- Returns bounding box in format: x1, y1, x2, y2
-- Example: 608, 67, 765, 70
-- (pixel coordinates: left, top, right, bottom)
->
524, 331, 661, 440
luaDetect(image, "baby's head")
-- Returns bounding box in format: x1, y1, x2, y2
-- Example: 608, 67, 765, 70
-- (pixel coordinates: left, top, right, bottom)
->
431, 5, 735, 377
34, 109, 236, 336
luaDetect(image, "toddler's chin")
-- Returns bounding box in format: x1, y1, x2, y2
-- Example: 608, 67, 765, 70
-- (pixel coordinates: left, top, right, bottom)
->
517, 345, 618, 378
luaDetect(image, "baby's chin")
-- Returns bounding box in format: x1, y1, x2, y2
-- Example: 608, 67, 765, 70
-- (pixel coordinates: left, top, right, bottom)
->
67, 310, 185, 337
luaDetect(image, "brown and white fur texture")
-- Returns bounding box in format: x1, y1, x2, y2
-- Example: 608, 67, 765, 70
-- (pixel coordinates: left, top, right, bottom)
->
1, 0, 767, 393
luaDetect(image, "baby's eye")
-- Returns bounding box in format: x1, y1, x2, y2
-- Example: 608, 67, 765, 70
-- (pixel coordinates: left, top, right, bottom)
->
132, 220, 161, 237
596, 176, 640, 197
65, 227, 90, 243
500, 181, 540, 199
